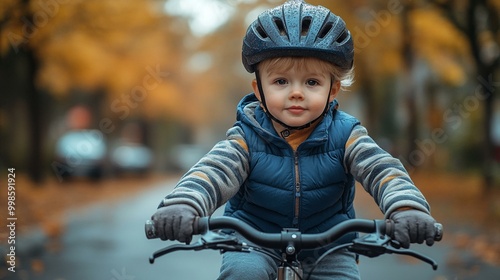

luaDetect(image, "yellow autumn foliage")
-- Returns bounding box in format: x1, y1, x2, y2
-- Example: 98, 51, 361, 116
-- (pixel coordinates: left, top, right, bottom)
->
1, 0, 191, 122
0, 0, 486, 125
410, 8, 470, 86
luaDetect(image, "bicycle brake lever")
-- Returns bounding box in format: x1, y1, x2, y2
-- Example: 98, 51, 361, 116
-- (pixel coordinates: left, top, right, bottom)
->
349, 234, 438, 270
348, 233, 392, 258
201, 230, 252, 253
149, 240, 206, 264
383, 246, 439, 270
201, 231, 239, 245
149, 231, 249, 264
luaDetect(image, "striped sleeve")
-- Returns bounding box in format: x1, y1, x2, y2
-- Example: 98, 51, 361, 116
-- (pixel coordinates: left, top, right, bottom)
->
159, 126, 250, 216
344, 125, 430, 217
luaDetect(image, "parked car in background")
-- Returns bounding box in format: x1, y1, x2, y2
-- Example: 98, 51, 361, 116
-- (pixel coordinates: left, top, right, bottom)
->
53, 105, 108, 181
110, 142, 153, 176
54, 129, 107, 180
109, 121, 153, 176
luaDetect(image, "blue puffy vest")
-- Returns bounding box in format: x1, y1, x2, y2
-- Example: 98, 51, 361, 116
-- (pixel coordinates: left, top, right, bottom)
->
224, 94, 360, 246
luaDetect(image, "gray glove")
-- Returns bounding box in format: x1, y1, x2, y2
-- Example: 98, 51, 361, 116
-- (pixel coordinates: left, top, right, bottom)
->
390, 209, 436, 249
151, 204, 199, 243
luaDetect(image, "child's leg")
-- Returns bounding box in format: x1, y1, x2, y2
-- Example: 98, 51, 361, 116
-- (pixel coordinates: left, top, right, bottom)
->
218, 250, 278, 280
301, 249, 360, 280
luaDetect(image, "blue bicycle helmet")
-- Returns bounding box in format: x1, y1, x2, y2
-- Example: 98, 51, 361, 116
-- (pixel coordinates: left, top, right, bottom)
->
242, 0, 354, 73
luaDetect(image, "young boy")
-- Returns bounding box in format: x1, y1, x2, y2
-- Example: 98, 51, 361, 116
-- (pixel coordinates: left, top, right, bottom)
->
150, 1, 438, 279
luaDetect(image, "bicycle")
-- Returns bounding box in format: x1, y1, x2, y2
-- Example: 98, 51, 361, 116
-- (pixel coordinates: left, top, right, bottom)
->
145, 216, 443, 280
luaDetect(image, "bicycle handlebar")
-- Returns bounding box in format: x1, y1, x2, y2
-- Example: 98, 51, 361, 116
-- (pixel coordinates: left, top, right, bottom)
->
146, 216, 443, 271
145, 216, 443, 249
203, 217, 386, 249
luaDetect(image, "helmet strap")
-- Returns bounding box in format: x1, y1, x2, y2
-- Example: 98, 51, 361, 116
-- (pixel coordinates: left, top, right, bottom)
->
255, 70, 332, 137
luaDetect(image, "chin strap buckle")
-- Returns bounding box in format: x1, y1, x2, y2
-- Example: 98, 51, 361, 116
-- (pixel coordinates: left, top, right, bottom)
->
280, 129, 291, 138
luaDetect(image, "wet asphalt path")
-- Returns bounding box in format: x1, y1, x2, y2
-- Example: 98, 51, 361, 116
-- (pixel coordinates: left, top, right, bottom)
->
5, 179, 500, 280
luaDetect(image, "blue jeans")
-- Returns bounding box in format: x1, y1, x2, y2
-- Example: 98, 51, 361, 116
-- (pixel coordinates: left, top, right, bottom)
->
218, 248, 360, 280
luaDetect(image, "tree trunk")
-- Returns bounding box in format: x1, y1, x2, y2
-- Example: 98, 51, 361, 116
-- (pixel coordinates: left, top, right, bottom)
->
433, 0, 498, 189
26, 49, 43, 183
466, 0, 497, 190
401, 3, 419, 170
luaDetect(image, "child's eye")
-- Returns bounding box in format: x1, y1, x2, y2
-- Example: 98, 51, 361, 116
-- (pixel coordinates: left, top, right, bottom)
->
306, 80, 319, 86
275, 79, 288, 85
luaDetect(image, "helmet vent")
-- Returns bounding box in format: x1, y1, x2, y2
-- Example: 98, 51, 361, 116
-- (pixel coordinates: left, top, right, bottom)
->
301, 17, 312, 36
256, 25, 268, 39
336, 29, 348, 43
318, 22, 333, 39
273, 18, 287, 36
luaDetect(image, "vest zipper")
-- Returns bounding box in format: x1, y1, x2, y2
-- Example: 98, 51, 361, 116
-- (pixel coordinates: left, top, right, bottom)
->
293, 151, 300, 227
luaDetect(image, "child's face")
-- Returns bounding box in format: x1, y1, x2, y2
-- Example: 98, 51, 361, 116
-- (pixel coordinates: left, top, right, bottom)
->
252, 58, 340, 129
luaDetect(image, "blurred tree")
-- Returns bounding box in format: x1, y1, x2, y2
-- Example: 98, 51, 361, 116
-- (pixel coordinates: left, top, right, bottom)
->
325, 1, 470, 157
1, 0, 43, 182
333, 0, 404, 136
400, 3, 471, 171
2, 0, 497, 187
431, 0, 500, 189
0, 0, 188, 182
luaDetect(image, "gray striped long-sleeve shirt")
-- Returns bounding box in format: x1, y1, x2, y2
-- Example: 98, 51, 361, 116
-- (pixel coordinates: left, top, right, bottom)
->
159, 124, 430, 218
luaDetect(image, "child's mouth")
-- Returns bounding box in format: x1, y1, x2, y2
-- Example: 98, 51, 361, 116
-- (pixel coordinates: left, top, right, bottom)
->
287, 106, 305, 114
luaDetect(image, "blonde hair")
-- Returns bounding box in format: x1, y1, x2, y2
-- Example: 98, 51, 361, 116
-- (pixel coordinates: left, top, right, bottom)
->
257, 57, 354, 91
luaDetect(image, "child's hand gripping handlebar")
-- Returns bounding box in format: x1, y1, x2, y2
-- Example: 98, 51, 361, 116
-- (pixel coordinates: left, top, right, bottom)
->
145, 216, 443, 270
145, 216, 443, 244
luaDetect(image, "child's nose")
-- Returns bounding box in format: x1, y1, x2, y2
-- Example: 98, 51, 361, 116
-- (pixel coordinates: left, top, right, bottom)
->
289, 84, 304, 100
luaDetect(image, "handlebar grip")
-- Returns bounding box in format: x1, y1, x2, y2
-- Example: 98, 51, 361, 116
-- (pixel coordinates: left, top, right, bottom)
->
145, 220, 157, 239
434, 223, 443, 241
386, 220, 443, 241
145, 217, 208, 239
193, 216, 209, 235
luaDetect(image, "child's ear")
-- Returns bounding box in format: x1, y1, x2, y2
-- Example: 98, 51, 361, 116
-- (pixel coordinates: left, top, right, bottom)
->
252, 79, 262, 102
329, 80, 341, 103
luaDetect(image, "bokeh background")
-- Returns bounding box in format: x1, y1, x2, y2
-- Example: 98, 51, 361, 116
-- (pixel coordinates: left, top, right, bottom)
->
1, 0, 500, 279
